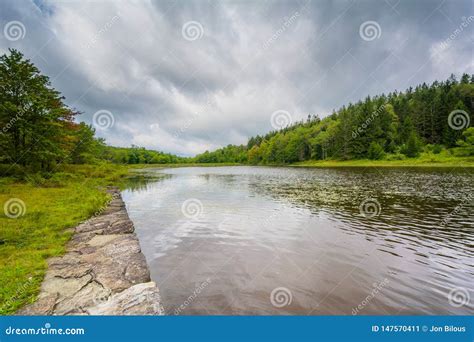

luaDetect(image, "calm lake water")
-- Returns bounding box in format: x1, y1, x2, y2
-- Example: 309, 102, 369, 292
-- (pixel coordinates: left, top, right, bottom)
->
122, 166, 474, 315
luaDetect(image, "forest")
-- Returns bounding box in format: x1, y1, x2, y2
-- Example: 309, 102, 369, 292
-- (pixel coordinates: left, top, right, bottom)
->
195, 75, 474, 164
0, 49, 186, 174
1, 48, 473, 172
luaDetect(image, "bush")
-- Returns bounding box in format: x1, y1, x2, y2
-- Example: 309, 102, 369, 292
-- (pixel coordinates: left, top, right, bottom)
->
0, 164, 26, 178
368, 142, 385, 160
457, 127, 474, 156
432, 144, 443, 154
385, 153, 406, 161
24, 173, 47, 186
23, 171, 80, 188
43, 172, 79, 187
403, 132, 422, 158
425, 144, 443, 154
452, 147, 473, 157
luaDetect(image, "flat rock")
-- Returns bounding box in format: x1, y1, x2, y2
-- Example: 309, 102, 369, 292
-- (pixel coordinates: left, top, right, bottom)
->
18, 188, 164, 316
17, 293, 58, 315
87, 282, 165, 315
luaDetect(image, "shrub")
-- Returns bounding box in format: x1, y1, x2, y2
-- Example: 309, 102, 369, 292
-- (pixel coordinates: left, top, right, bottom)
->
43, 173, 79, 187
0, 164, 26, 178
368, 142, 385, 160
385, 153, 406, 161
24, 173, 47, 187
403, 132, 422, 158
432, 144, 443, 154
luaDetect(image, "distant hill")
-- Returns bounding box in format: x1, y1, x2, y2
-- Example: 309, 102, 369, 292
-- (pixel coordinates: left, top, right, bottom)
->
194, 74, 474, 164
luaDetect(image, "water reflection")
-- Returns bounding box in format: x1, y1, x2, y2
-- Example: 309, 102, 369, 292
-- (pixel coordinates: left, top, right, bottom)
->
122, 166, 474, 315
122, 169, 172, 192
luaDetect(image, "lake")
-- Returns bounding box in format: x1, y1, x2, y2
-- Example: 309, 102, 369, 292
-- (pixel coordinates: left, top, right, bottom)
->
122, 166, 474, 315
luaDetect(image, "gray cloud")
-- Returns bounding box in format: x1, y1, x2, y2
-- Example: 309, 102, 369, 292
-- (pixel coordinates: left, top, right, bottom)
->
0, 0, 472, 156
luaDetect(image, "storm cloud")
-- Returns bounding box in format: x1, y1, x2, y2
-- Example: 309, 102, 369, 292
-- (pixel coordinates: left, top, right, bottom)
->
1, 0, 472, 155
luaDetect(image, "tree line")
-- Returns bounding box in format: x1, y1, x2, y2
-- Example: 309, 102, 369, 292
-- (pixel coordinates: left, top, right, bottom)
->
0, 49, 184, 172
2, 48, 473, 172
195, 74, 474, 164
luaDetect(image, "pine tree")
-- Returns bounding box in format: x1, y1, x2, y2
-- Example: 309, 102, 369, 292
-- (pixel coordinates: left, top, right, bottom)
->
368, 142, 385, 160
404, 132, 422, 158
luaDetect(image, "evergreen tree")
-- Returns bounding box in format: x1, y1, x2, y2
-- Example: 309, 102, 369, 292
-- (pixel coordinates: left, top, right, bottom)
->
404, 132, 422, 158
368, 142, 385, 160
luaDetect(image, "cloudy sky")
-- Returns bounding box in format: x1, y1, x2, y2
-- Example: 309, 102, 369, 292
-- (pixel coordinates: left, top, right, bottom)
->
1, 0, 472, 156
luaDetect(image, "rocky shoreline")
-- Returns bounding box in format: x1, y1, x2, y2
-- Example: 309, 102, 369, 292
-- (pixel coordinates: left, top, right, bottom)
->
18, 187, 164, 315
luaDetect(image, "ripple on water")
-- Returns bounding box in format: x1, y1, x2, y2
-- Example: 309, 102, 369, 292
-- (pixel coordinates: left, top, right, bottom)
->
123, 166, 474, 315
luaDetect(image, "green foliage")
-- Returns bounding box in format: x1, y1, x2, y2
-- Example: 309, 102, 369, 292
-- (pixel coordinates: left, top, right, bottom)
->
0, 49, 186, 168
432, 144, 443, 154
294, 153, 474, 167
69, 123, 106, 164
403, 132, 422, 158
385, 153, 406, 161
193, 145, 247, 163
0, 49, 75, 170
456, 127, 474, 155
102, 145, 188, 165
459, 127, 474, 145
0, 164, 26, 177
195, 73, 473, 164
368, 142, 385, 160
0, 164, 132, 314
1, 49, 473, 168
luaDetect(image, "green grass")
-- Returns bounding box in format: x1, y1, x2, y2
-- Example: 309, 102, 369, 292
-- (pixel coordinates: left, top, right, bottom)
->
0, 163, 131, 315
291, 152, 474, 168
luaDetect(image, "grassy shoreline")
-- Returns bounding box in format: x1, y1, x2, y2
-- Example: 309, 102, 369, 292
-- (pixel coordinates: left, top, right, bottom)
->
0, 164, 131, 315
129, 157, 474, 169
290, 157, 474, 168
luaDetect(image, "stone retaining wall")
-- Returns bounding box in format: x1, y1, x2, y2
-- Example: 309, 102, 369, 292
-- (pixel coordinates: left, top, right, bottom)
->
18, 187, 164, 315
